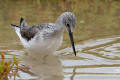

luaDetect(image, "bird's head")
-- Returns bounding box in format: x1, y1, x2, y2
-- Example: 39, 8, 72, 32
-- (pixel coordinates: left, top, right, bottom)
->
56, 12, 76, 56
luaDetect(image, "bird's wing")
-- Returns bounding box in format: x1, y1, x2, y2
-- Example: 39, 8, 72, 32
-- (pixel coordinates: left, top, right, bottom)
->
11, 18, 36, 41
11, 18, 56, 41
21, 23, 47, 41
29, 23, 57, 40
36, 23, 58, 40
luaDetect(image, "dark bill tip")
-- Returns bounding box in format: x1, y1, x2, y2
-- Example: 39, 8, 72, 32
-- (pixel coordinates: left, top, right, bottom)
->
68, 27, 76, 56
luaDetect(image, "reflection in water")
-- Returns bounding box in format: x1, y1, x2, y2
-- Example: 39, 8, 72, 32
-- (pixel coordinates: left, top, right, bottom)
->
60, 36, 120, 80
0, 0, 120, 80
2, 36, 120, 80
70, 67, 76, 80
22, 52, 63, 80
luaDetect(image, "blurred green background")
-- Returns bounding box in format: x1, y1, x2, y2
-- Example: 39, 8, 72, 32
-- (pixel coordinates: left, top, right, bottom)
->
0, 0, 120, 50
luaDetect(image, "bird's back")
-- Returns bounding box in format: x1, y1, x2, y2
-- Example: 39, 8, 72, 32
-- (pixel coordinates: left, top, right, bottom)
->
11, 18, 63, 54
20, 23, 45, 41
11, 18, 58, 41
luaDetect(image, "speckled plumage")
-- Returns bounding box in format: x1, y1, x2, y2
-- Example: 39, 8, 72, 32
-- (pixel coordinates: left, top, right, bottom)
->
20, 22, 58, 41
11, 12, 76, 55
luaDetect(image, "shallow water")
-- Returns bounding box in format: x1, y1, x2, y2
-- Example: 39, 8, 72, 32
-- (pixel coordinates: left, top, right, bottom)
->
1, 36, 120, 80
0, 0, 120, 80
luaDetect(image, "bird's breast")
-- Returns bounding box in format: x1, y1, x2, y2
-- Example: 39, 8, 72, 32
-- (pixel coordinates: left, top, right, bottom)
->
26, 30, 63, 54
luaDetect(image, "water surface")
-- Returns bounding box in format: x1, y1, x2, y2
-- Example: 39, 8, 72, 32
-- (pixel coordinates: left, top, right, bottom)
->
0, 0, 120, 80
1, 36, 120, 80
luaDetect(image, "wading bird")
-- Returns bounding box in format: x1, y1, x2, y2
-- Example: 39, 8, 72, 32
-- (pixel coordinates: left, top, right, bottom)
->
11, 12, 76, 56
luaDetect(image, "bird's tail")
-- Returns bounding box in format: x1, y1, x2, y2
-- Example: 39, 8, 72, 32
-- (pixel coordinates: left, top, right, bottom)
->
20, 17, 24, 26
20, 17, 29, 29
11, 23, 21, 40
11, 24, 20, 28
11, 17, 25, 28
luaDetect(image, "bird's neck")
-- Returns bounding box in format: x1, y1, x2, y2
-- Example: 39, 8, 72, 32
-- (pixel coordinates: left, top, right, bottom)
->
55, 18, 65, 31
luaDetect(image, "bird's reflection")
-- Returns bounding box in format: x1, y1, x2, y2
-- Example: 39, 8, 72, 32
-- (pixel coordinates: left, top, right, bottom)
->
70, 67, 77, 80
21, 52, 64, 80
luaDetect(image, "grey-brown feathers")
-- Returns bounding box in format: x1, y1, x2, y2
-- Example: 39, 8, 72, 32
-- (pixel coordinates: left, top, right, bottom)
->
56, 12, 76, 28
62, 12, 76, 28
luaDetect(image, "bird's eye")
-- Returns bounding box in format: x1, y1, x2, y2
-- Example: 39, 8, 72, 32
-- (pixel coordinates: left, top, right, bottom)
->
66, 23, 70, 27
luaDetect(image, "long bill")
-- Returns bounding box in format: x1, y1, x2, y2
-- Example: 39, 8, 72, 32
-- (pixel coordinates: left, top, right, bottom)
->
68, 27, 76, 56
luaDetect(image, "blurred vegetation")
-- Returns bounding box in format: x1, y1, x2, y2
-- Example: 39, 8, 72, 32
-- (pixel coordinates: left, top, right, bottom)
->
0, 52, 19, 80
0, 0, 120, 49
